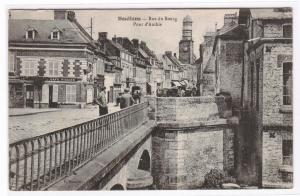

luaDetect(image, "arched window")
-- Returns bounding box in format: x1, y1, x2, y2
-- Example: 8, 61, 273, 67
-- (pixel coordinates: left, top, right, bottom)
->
137, 150, 150, 171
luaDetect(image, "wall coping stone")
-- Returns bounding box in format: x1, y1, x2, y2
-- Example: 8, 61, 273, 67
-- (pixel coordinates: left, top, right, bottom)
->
156, 119, 228, 130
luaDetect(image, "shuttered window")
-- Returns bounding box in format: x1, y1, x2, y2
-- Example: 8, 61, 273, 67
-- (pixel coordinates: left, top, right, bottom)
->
23, 60, 36, 76
48, 60, 60, 76
66, 85, 76, 103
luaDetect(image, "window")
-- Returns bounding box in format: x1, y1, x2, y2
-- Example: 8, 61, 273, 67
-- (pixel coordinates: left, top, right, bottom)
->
147, 73, 151, 82
133, 67, 136, 77
9, 51, 15, 72
48, 61, 60, 76
283, 24, 292, 38
66, 85, 76, 103
283, 62, 292, 105
282, 140, 293, 166
26, 30, 35, 39
165, 70, 170, 80
23, 60, 36, 76
51, 31, 60, 40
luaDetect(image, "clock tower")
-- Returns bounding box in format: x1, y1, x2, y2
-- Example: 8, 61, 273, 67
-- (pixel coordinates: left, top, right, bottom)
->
179, 15, 194, 64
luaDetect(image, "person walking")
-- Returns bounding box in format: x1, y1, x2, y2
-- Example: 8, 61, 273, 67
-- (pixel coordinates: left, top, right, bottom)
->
120, 88, 135, 109
95, 86, 108, 116
133, 90, 140, 104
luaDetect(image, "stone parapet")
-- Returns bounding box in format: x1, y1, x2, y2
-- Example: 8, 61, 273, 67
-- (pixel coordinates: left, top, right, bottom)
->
156, 96, 232, 124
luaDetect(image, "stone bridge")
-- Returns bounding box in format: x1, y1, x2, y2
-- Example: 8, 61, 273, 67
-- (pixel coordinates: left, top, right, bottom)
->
9, 96, 238, 190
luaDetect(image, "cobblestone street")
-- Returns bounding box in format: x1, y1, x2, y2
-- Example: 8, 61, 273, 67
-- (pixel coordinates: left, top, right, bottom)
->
9, 104, 120, 144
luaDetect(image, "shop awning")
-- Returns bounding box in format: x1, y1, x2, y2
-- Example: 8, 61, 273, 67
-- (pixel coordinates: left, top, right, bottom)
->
171, 81, 181, 87
179, 81, 186, 86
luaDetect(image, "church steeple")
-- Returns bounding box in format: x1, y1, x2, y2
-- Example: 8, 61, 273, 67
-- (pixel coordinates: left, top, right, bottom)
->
179, 15, 194, 64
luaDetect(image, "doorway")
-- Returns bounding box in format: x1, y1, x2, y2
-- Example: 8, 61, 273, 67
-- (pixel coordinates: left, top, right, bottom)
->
25, 85, 34, 108
49, 85, 58, 108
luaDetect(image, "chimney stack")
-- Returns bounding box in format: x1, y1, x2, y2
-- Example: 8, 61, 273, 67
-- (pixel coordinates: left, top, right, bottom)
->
224, 12, 238, 26
174, 53, 177, 58
116, 37, 123, 45
98, 32, 108, 41
54, 9, 68, 20
67, 11, 76, 22
132, 39, 139, 49
165, 51, 172, 57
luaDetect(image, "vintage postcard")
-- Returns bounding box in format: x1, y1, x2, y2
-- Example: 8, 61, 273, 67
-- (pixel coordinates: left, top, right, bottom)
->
7, 7, 294, 192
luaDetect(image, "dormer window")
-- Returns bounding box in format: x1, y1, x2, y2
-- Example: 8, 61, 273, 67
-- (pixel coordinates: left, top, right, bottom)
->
51, 31, 60, 40
26, 28, 36, 39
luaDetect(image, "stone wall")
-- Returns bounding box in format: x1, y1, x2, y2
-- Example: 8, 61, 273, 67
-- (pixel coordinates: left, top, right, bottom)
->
152, 96, 235, 189
156, 96, 219, 123
152, 125, 234, 189
262, 43, 293, 126
156, 96, 231, 124
262, 128, 293, 188
217, 39, 244, 111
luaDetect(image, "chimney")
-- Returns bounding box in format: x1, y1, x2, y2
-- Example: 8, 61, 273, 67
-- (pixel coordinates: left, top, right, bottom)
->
174, 53, 177, 58
140, 41, 146, 48
67, 11, 76, 22
165, 51, 172, 57
224, 12, 238, 26
116, 37, 123, 45
98, 32, 108, 41
54, 9, 68, 20
112, 35, 117, 43
132, 39, 139, 49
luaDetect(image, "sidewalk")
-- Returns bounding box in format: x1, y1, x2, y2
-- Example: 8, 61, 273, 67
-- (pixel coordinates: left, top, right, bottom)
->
9, 103, 121, 143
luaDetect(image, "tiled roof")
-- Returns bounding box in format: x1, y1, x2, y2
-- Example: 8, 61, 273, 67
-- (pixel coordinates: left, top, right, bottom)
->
110, 40, 125, 51
203, 55, 215, 73
216, 22, 240, 36
138, 48, 149, 59
9, 19, 91, 44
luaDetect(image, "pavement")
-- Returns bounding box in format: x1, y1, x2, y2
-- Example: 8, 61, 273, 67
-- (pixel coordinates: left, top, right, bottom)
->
9, 103, 121, 144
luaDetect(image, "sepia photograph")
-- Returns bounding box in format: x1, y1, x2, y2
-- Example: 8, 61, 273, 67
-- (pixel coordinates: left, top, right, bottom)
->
6, 5, 295, 192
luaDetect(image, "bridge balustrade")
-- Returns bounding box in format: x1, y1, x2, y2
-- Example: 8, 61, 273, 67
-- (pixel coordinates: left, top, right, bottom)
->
9, 102, 149, 191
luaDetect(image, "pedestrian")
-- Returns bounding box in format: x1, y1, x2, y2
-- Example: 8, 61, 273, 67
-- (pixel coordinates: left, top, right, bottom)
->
180, 87, 185, 97
133, 90, 140, 104
95, 86, 108, 116
120, 88, 135, 109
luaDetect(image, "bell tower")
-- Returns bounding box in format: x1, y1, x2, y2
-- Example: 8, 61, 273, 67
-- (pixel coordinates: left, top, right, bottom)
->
179, 15, 194, 64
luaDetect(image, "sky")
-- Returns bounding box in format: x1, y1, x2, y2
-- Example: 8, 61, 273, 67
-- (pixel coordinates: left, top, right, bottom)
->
10, 9, 238, 58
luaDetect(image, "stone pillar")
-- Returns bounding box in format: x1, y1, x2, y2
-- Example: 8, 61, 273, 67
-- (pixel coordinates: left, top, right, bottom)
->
151, 96, 235, 189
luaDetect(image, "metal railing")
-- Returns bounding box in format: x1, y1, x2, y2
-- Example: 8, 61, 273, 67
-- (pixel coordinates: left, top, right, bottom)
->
9, 102, 149, 191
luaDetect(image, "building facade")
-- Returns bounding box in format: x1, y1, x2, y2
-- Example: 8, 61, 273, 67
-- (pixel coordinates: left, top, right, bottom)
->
9, 10, 96, 108
212, 13, 247, 113
239, 8, 293, 188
